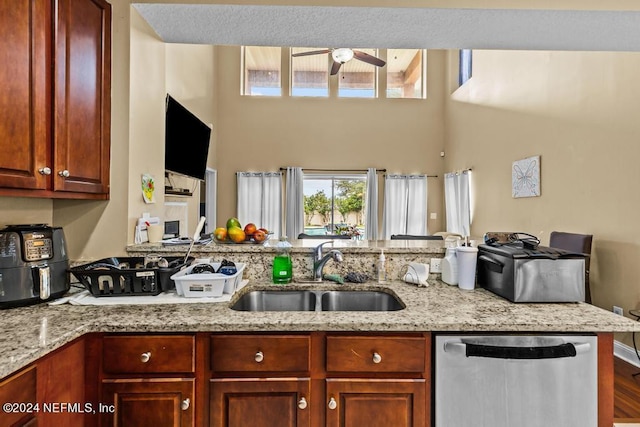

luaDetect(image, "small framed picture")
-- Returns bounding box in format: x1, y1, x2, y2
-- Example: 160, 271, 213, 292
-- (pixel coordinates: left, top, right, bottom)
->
141, 174, 156, 203
512, 156, 540, 198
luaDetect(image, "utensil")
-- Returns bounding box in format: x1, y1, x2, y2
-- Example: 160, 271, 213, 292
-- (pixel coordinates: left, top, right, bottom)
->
184, 216, 206, 265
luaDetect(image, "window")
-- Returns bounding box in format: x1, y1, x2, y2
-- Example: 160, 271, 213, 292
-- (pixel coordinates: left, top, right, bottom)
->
242, 46, 281, 96
386, 49, 426, 99
459, 49, 472, 86
291, 47, 329, 97
338, 49, 378, 98
303, 174, 367, 238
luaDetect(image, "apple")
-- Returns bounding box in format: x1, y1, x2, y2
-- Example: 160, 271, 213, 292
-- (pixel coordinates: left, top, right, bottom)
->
244, 223, 257, 236
258, 227, 269, 234
253, 229, 266, 243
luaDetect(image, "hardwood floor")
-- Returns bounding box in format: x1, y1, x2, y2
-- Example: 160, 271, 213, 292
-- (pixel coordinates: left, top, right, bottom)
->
615, 356, 640, 422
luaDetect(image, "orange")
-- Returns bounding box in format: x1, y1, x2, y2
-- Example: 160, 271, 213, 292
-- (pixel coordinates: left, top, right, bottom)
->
213, 227, 227, 241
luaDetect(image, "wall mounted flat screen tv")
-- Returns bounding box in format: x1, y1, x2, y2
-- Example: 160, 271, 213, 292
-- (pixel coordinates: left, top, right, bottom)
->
165, 94, 211, 181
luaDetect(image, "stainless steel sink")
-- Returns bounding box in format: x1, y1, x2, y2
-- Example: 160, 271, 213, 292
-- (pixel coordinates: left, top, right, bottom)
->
321, 291, 404, 311
230, 289, 404, 312
230, 290, 317, 311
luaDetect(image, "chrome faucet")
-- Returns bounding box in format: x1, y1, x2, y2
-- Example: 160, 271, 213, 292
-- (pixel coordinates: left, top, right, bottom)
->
312, 241, 343, 282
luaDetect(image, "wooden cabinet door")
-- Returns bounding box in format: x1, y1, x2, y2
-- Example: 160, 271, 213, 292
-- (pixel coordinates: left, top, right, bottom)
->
325, 379, 426, 427
101, 378, 194, 427
0, 0, 50, 190
54, 0, 111, 194
0, 366, 38, 427
210, 379, 311, 427
37, 338, 85, 427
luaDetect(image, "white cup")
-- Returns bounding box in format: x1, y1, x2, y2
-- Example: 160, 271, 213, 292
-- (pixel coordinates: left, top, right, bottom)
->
147, 224, 163, 243
456, 246, 478, 291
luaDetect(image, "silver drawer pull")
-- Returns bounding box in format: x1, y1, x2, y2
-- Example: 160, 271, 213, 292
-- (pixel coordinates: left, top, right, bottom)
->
372, 352, 382, 364
328, 397, 337, 410
140, 352, 151, 363
298, 397, 307, 410
58, 169, 70, 178
255, 351, 264, 363
181, 398, 190, 411
39, 167, 51, 175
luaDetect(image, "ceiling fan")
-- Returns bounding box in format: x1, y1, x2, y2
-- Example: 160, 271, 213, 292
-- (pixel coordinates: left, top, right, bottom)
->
291, 48, 386, 75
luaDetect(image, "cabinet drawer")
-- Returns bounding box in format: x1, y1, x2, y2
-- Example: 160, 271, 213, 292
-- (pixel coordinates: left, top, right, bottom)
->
211, 335, 310, 373
103, 335, 195, 374
326, 336, 426, 373
0, 366, 37, 426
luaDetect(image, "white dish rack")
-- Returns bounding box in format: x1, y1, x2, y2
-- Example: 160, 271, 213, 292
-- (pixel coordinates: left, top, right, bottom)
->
171, 262, 245, 297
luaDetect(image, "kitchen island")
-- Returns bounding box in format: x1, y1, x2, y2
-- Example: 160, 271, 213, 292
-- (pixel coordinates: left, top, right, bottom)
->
1, 278, 639, 426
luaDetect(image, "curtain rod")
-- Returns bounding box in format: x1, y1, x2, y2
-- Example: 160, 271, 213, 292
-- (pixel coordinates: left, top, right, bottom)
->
279, 167, 387, 174
278, 167, 438, 177
446, 167, 473, 174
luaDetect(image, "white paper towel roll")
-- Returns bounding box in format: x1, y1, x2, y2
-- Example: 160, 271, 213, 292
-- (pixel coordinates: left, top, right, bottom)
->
402, 262, 430, 287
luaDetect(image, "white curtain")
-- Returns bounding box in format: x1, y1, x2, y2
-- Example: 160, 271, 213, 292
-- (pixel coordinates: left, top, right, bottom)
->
236, 172, 282, 237
444, 170, 471, 237
382, 174, 428, 239
204, 168, 217, 233
285, 167, 304, 240
364, 168, 379, 239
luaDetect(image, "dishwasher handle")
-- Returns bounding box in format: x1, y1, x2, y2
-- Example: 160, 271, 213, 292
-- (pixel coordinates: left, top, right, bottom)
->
444, 340, 591, 360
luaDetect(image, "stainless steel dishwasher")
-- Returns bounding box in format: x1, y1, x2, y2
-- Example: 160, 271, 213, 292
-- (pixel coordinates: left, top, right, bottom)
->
435, 334, 597, 427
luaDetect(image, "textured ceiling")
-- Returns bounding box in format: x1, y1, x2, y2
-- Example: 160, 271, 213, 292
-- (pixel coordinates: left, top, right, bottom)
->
133, 4, 640, 51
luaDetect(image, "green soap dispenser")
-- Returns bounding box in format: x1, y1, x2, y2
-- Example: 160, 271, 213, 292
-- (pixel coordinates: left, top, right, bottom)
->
272, 236, 293, 284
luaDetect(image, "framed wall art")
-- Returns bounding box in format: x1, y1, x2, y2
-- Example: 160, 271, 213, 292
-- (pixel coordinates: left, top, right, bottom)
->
512, 155, 540, 198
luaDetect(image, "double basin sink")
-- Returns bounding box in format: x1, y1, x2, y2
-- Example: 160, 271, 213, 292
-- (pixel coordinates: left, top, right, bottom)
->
231, 289, 404, 312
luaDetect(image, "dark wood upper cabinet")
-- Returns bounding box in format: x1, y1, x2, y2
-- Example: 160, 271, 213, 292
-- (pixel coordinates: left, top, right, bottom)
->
0, 0, 51, 191
0, 0, 111, 199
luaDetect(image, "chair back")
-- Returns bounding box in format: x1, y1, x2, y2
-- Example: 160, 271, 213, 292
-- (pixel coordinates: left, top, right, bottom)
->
390, 234, 444, 240
549, 231, 592, 262
298, 233, 351, 239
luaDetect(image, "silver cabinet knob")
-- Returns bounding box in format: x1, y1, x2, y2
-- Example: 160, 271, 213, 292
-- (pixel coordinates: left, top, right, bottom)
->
297, 397, 307, 410
181, 398, 190, 411
140, 352, 151, 363
254, 351, 264, 363
372, 352, 382, 364
58, 169, 70, 178
328, 397, 337, 410
39, 167, 52, 175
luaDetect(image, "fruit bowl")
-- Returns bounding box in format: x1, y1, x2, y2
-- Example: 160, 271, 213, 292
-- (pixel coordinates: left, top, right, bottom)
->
213, 219, 271, 244
213, 233, 272, 245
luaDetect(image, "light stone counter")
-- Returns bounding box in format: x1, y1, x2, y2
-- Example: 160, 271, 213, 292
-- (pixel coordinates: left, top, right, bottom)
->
1, 279, 639, 380
125, 239, 447, 282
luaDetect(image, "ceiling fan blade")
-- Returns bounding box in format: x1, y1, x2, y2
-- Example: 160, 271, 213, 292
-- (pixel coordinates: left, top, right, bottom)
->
291, 49, 331, 57
330, 60, 342, 75
353, 50, 386, 67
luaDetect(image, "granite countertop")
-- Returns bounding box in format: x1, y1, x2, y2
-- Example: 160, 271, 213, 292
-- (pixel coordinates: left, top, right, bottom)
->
1, 279, 639, 379
126, 238, 448, 255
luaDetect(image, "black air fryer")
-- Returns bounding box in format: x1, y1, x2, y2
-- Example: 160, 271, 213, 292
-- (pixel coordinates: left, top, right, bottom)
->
0, 224, 70, 308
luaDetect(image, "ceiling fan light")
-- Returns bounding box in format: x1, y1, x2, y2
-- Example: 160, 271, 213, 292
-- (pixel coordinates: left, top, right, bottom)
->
332, 48, 354, 64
